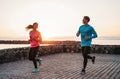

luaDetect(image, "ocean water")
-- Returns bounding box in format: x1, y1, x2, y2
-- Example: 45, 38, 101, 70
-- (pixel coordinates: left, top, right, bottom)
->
49, 36, 120, 45
0, 37, 120, 50
0, 44, 50, 50
92, 37, 120, 45
92, 38, 120, 45
0, 44, 29, 50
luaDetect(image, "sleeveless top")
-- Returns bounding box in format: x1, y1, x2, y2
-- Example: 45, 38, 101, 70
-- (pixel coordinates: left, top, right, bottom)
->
29, 30, 40, 48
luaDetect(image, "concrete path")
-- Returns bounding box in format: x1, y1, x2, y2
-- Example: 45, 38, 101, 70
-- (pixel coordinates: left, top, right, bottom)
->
0, 53, 120, 79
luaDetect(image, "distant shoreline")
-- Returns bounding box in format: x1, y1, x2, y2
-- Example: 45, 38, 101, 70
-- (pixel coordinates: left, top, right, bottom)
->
0, 39, 120, 45
0, 40, 80, 44
0, 36, 120, 45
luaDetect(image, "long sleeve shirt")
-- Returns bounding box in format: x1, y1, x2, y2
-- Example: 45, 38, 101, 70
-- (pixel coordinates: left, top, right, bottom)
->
78, 24, 98, 47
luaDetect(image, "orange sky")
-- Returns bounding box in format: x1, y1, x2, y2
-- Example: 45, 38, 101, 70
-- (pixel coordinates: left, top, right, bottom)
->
0, 0, 120, 40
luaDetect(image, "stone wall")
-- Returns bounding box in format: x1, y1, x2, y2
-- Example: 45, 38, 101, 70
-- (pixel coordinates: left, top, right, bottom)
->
0, 44, 120, 64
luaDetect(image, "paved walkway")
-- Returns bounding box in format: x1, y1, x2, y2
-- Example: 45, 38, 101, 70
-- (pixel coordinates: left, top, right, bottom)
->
0, 53, 120, 79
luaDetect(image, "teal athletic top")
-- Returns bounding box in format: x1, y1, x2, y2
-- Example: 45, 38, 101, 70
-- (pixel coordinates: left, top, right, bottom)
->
78, 24, 97, 47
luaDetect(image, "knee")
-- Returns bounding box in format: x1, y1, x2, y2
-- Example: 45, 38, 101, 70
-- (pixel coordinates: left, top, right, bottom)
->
83, 57, 87, 61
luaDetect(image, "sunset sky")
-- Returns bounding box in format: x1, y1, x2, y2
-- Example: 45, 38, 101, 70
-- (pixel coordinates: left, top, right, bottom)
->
0, 0, 120, 40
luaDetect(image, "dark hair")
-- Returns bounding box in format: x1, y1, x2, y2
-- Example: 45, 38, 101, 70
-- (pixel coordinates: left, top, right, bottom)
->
26, 25, 33, 30
26, 22, 38, 30
33, 22, 38, 26
84, 16, 90, 22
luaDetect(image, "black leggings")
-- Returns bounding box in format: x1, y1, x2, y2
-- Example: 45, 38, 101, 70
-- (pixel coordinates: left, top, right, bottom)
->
82, 46, 92, 70
29, 46, 39, 68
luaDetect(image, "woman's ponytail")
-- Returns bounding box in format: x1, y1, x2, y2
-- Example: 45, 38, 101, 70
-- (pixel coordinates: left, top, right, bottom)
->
26, 25, 33, 30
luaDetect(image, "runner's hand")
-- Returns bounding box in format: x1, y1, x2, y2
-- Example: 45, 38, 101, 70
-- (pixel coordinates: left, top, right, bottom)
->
84, 36, 89, 40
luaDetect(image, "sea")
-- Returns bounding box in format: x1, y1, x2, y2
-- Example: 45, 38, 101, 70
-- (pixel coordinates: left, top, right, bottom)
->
0, 37, 120, 50
0, 44, 50, 50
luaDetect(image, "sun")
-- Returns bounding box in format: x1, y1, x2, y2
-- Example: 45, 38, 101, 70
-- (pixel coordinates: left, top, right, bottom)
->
39, 29, 53, 41
38, 25, 57, 41
42, 35, 51, 41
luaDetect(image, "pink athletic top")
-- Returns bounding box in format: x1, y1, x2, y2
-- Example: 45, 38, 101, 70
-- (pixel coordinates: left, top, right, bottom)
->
29, 30, 41, 48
